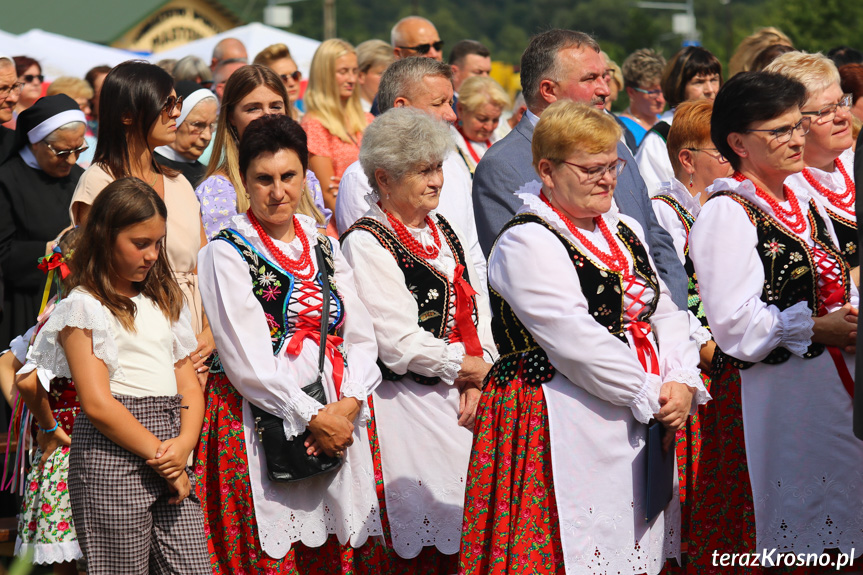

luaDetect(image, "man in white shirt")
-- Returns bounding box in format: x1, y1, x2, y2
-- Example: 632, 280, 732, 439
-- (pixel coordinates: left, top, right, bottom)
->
335, 57, 487, 292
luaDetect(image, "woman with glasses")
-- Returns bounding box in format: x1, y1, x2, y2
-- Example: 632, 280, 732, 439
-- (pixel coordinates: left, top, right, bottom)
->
688, 71, 863, 568
70, 60, 215, 387
253, 44, 304, 121
0, 94, 86, 349
154, 81, 218, 188
4, 56, 42, 129
620, 49, 667, 148
636, 47, 723, 192
196, 65, 327, 239
766, 52, 858, 271
460, 100, 706, 575
649, 99, 731, 565
302, 39, 373, 229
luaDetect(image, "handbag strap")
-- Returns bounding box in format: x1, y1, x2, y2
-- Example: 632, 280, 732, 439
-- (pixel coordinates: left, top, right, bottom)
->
314, 237, 330, 378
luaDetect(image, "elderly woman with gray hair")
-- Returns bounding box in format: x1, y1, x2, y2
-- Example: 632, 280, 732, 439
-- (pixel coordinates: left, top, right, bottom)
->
341, 107, 497, 570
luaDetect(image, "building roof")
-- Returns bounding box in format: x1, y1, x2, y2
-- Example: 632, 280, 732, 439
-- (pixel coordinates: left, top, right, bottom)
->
2, 0, 243, 46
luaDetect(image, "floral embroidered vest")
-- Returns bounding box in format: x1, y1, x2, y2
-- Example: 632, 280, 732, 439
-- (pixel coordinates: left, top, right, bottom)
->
709, 192, 850, 368
207, 228, 344, 374
342, 214, 476, 385
486, 213, 660, 387
824, 209, 858, 268
651, 194, 710, 331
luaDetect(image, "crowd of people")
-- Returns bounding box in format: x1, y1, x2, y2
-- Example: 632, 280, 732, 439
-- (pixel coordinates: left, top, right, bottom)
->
0, 15, 861, 575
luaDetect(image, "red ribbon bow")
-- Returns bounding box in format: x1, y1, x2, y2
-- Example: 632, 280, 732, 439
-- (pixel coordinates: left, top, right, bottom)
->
37, 252, 71, 279
626, 320, 660, 376
819, 286, 854, 399
286, 330, 345, 398
450, 264, 484, 357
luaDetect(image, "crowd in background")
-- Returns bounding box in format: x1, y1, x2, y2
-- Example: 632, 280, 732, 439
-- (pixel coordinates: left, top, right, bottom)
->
0, 15, 861, 575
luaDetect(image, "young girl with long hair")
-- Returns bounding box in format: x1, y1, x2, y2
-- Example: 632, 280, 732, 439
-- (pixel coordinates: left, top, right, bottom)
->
302, 39, 373, 219
29, 178, 210, 574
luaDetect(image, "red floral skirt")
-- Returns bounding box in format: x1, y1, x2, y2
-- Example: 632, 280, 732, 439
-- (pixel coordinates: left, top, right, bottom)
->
674, 373, 709, 557
457, 375, 565, 575
193, 371, 385, 575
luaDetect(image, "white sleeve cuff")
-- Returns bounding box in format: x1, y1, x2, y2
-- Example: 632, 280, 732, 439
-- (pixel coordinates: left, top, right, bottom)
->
171, 305, 198, 363
278, 391, 325, 440
692, 325, 712, 349
777, 300, 815, 357
629, 372, 663, 425
339, 379, 371, 424
664, 368, 711, 414
439, 342, 465, 385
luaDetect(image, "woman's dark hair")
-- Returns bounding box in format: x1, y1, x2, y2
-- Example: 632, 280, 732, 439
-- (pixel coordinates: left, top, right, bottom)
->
711, 71, 807, 171
70, 177, 184, 331
751, 44, 795, 72
840, 63, 863, 104
13, 55, 40, 77
92, 61, 176, 180
84, 65, 112, 90
661, 47, 723, 108
239, 114, 309, 177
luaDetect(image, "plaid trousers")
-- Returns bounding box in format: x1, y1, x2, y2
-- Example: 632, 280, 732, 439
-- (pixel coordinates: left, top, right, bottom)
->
69, 394, 211, 575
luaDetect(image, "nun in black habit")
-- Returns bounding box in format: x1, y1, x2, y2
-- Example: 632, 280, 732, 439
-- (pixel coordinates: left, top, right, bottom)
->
0, 94, 87, 347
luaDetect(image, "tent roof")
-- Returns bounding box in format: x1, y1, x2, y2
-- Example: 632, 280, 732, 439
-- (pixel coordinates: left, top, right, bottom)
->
149, 22, 322, 77
0, 29, 138, 80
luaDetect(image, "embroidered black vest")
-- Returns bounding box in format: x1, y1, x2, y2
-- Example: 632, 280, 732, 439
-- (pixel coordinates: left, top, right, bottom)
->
708, 192, 851, 368
341, 214, 477, 385
207, 229, 344, 374
824, 209, 858, 268
486, 213, 660, 387
651, 194, 710, 331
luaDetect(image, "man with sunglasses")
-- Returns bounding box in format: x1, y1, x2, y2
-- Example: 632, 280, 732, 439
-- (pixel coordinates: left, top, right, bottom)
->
0, 55, 19, 164
472, 29, 689, 310
392, 16, 444, 62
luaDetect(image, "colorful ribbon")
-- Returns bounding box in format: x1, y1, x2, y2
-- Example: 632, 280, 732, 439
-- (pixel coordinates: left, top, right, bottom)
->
285, 329, 345, 398
626, 320, 660, 376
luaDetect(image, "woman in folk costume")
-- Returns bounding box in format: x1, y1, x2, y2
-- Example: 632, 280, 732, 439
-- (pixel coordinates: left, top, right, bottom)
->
649, 98, 732, 556
459, 100, 707, 575
195, 114, 383, 574
766, 52, 858, 270
688, 71, 863, 570
341, 108, 497, 573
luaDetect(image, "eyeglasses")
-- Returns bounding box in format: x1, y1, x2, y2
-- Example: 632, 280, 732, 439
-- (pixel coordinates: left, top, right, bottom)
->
21, 74, 44, 84
161, 94, 184, 116
396, 40, 445, 55
685, 147, 728, 164
744, 116, 811, 143
632, 86, 663, 97
0, 82, 23, 99
45, 141, 89, 159
280, 70, 302, 84
187, 121, 217, 135
801, 93, 853, 124
559, 157, 627, 183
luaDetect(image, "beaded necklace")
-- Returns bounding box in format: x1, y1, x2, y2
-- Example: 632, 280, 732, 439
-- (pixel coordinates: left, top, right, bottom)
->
802, 159, 855, 214
246, 210, 315, 280
733, 172, 807, 234
539, 192, 628, 272
377, 203, 441, 259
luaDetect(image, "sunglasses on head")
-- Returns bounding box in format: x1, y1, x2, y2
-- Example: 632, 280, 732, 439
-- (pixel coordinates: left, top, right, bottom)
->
397, 40, 445, 55
280, 71, 302, 83
22, 74, 44, 84
161, 94, 184, 116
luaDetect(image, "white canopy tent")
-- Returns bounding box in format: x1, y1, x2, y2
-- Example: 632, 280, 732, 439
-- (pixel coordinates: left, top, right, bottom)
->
147, 23, 321, 78
0, 29, 138, 80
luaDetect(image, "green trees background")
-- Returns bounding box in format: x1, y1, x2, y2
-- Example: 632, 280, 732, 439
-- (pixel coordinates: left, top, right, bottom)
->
233, 0, 863, 68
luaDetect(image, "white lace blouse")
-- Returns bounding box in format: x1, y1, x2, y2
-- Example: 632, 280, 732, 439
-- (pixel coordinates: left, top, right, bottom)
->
28, 288, 197, 397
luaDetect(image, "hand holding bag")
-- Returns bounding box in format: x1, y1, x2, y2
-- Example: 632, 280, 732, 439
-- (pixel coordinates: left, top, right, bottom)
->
248, 240, 343, 482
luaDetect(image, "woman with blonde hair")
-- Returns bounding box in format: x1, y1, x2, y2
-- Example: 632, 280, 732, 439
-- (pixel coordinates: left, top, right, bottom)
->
454, 75, 510, 175
728, 26, 793, 77
302, 39, 373, 220
767, 51, 858, 270
253, 43, 304, 121
356, 39, 394, 113
195, 65, 326, 239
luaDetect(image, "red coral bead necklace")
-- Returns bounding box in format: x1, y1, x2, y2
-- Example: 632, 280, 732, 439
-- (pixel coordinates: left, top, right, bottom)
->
734, 172, 807, 234
802, 159, 855, 214
246, 210, 315, 280
378, 202, 441, 259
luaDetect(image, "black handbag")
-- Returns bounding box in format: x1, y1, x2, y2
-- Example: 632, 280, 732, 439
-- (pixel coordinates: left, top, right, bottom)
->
248, 240, 343, 482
